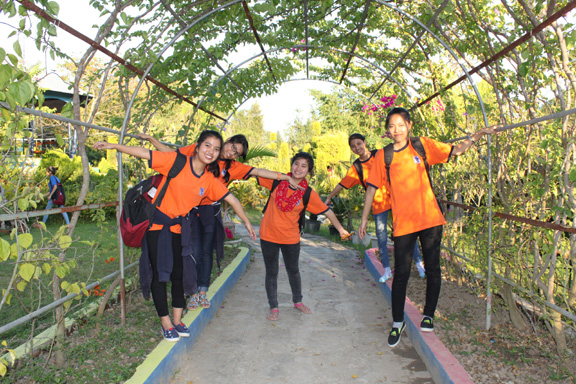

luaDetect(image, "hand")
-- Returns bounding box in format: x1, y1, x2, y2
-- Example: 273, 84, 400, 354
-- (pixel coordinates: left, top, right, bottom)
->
137, 132, 153, 140
324, 197, 332, 205
358, 219, 368, 240
93, 141, 114, 150
245, 222, 257, 240
287, 177, 305, 191
339, 229, 351, 241
478, 124, 502, 135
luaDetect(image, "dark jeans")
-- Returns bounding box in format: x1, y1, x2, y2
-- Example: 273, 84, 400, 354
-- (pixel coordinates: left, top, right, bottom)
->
391, 225, 443, 322
194, 224, 216, 293
146, 231, 185, 317
261, 239, 302, 309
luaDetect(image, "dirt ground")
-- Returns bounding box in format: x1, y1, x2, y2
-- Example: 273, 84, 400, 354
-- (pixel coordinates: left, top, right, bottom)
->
404, 264, 576, 384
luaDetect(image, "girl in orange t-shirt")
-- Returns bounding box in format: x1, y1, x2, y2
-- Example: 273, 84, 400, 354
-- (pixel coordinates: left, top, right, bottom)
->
138, 133, 301, 310
324, 133, 424, 282
359, 107, 499, 348
94, 130, 256, 342
258, 152, 350, 321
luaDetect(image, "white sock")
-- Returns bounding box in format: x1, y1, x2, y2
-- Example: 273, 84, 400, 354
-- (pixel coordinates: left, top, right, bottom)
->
392, 321, 404, 329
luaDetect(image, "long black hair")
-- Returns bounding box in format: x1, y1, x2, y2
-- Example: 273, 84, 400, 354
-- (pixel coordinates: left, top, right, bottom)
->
221, 134, 249, 184
196, 130, 224, 177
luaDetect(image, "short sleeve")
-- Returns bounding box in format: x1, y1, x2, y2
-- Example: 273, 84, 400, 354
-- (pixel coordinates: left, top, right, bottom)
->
205, 174, 230, 202
149, 151, 179, 176
306, 189, 330, 215
421, 137, 453, 165
365, 149, 386, 190
257, 177, 274, 191
179, 144, 196, 157
226, 161, 254, 182
339, 166, 361, 189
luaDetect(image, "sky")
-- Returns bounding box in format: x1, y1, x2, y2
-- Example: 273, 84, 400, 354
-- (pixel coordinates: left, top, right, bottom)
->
0, 0, 337, 135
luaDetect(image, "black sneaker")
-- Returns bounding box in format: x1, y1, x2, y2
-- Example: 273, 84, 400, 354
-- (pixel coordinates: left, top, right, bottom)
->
420, 316, 434, 332
388, 322, 406, 347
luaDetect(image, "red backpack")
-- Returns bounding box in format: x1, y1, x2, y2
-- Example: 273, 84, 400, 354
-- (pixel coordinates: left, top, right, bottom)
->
120, 152, 187, 247
51, 183, 66, 206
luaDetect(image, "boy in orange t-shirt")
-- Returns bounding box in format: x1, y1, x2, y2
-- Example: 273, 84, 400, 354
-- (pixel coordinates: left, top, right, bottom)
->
359, 107, 499, 348
258, 152, 350, 321
324, 133, 424, 282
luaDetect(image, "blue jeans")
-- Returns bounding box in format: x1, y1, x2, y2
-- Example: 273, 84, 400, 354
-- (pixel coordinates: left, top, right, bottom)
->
374, 210, 422, 268
42, 199, 70, 225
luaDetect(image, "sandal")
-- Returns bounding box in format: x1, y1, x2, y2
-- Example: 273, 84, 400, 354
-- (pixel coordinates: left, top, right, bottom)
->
267, 308, 279, 321
294, 302, 311, 314
198, 293, 211, 309
187, 295, 199, 310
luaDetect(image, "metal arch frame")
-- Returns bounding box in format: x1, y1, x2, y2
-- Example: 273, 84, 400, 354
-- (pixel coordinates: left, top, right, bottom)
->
224, 77, 381, 124
192, 44, 414, 122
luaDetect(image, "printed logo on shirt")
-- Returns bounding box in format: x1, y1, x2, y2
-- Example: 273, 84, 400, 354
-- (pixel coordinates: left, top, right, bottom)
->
200, 188, 205, 196
413, 156, 421, 164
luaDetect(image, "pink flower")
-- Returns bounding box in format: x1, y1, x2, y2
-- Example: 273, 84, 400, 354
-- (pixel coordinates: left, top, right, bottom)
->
225, 227, 233, 239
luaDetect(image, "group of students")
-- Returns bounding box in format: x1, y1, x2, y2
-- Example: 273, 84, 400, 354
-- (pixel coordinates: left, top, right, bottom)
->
93, 106, 497, 347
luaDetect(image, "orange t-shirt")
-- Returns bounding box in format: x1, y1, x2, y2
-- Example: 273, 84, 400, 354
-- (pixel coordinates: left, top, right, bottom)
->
258, 178, 329, 244
179, 143, 254, 205
366, 137, 453, 237
339, 153, 390, 215
148, 151, 230, 233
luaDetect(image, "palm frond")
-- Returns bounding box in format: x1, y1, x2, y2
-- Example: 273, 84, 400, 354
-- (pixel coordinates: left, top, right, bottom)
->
241, 145, 277, 163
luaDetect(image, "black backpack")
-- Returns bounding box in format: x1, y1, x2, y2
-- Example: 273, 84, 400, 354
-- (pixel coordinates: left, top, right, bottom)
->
120, 151, 187, 247
51, 181, 66, 206
352, 149, 378, 190
383, 137, 444, 213
262, 179, 312, 234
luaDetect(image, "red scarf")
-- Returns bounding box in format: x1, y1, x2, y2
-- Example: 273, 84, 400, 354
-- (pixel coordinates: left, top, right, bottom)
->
275, 173, 308, 212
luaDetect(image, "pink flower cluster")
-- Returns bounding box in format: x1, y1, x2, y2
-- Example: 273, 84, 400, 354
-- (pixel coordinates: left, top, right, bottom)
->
290, 39, 307, 53
362, 95, 397, 115
427, 98, 445, 113
225, 227, 233, 239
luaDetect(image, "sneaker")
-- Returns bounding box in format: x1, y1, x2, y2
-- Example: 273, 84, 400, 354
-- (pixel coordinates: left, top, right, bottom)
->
160, 326, 180, 342
379, 267, 393, 283
416, 262, 426, 278
388, 322, 406, 347
420, 316, 434, 332
173, 322, 190, 337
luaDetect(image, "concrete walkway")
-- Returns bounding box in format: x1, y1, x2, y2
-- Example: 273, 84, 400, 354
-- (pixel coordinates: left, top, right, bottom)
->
172, 227, 433, 384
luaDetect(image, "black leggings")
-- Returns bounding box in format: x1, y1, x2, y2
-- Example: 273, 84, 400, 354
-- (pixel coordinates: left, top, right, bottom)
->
391, 225, 443, 322
146, 231, 185, 317
260, 239, 302, 309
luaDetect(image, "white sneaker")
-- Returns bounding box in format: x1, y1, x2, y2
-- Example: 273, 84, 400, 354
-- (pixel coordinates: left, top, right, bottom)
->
416, 262, 426, 278
379, 267, 393, 283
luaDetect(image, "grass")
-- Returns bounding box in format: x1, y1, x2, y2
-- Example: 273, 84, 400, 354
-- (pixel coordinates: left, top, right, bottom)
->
1, 237, 242, 383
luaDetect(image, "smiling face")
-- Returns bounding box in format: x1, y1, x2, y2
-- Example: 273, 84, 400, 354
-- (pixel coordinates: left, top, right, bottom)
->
196, 136, 222, 165
387, 113, 412, 147
291, 157, 310, 181
349, 138, 368, 157
221, 141, 243, 160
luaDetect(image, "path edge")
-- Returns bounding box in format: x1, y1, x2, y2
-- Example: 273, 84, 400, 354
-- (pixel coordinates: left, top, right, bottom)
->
125, 246, 251, 384
364, 248, 474, 384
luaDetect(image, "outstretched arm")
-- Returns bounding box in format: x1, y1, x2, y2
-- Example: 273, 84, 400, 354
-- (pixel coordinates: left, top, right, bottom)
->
137, 133, 173, 152
93, 141, 151, 160
452, 125, 500, 156
223, 194, 257, 240
249, 168, 304, 191
324, 184, 344, 205
323, 209, 350, 240
358, 185, 376, 239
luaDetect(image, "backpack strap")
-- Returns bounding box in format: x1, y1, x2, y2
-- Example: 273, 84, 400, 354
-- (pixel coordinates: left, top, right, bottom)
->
298, 186, 313, 233
353, 149, 378, 190
383, 143, 395, 183
261, 179, 281, 214
153, 150, 188, 207
410, 137, 433, 189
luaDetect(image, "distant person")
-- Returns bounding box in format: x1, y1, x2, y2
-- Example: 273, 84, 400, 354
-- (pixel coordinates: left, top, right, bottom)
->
257, 152, 350, 321
359, 107, 499, 347
94, 130, 257, 342
324, 133, 424, 282
35, 166, 70, 228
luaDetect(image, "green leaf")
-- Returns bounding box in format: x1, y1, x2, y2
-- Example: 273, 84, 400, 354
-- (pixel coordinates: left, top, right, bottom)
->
34, 266, 42, 279
12, 41, 22, 58
59, 235, 72, 249
518, 62, 529, 77
55, 133, 64, 147
18, 233, 33, 249
55, 265, 66, 278
17, 198, 28, 211
7, 80, 35, 105
19, 18, 26, 31
16, 281, 27, 291
47, 1, 60, 15
7, 54, 17, 66
19, 263, 35, 282
0, 64, 14, 89
0, 239, 10, 261
42, 263, 51, 275
61, 281, 69, 290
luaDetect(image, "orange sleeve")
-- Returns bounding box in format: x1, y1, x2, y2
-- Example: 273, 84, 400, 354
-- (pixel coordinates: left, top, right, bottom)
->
421, 137, 453, 165
149, 151, 179, 175
257, 177, 274, 191
305, 189, 330, 215
226, 161, 254, 182
339, 166, 361, 189
204, 173, 230, 202
365, 149, 386, 190
179, 144, 196, 157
